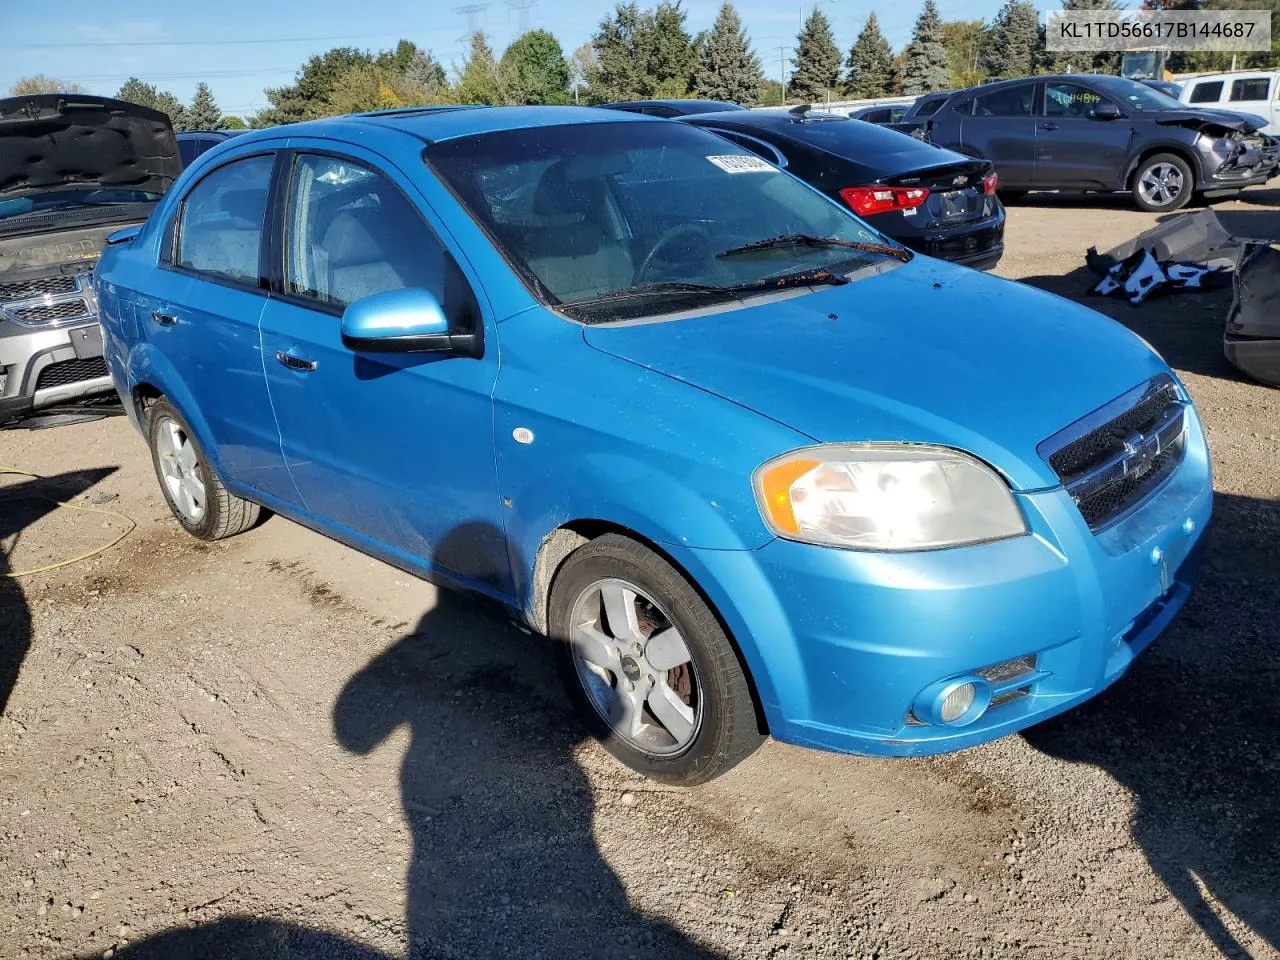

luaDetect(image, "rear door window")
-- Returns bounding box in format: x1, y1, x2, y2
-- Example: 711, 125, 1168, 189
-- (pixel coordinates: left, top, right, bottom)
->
1190, 81, 1224, 104
972, 85, 1035, 117
1230, 78, 1270, 102
173, 154, 273, 286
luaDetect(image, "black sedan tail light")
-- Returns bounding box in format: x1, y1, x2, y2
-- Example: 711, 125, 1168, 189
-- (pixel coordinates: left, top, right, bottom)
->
839, 186, 930, 216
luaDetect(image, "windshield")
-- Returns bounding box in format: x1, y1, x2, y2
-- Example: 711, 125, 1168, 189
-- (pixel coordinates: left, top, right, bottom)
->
427, 121, 900, 321
0, 187, 160, 221
1089, 75, 1184, 112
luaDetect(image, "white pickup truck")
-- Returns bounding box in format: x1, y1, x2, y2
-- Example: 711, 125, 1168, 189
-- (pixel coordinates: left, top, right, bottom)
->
1178, 71, 1280, 135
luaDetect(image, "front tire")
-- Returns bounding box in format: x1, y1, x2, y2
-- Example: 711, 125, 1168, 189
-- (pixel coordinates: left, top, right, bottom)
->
146, 398, 261, 541
549, 534, 763, 785
1132, 153, 1193, 212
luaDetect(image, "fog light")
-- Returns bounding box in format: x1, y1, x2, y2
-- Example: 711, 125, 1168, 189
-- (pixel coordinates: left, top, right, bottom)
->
940, 682, 976, 723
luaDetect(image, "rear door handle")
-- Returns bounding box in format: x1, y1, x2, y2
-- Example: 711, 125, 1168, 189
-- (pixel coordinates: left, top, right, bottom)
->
275, 350, 317, 372
1037, 122, 1058, 131
151, 309, 178, 326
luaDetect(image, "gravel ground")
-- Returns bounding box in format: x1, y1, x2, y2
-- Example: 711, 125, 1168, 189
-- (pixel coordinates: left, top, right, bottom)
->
1, 188, 1278, 960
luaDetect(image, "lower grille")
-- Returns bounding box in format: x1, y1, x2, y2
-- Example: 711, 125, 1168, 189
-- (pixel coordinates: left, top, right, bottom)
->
35, 357, 109, 390
1040, 376, 1188, 532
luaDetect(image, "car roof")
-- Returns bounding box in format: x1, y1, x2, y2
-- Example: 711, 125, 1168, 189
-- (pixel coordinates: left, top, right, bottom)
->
604, 99, 743, 111
229, 105, 651, 147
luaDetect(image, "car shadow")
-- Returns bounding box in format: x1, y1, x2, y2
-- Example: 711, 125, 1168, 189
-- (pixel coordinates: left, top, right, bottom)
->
114, 521, 722, 960
0, 467, 117, 716
1023, 490, 1280, 958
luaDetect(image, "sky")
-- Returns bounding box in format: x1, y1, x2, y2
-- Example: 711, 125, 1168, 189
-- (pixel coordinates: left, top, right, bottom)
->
1, 0, 1062, 119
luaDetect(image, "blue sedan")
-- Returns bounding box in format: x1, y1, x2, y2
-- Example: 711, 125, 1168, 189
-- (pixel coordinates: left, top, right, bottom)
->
94, 105, 1211, 784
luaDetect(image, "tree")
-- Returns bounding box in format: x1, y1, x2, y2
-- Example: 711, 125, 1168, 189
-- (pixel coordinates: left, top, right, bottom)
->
185, 83, 223, 130
404, 48, 448, 99
845, 12, 896, 98
587, 2, 653, 102
324, 63, 403, 115
256, 47, 376, 126
153, 90, 187, 129
791, 10, 841, 102
940, 20, 986, 88
760, 77, 785, 106
901, 0, 952, 94
692, 2, 765, 105
116, 77, 159, 110
648, 1, 697, 98
10, 75, 84, 96
982, 0, 1041, 79
1041, 0, 1123, 73
500, 30, 572, 104
569, 42, 599, 103
222, 116, 249, 130
454, 32, 504, 105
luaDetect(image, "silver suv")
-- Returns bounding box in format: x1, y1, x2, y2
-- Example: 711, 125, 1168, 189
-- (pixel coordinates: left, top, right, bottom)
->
0, 94, 179, 423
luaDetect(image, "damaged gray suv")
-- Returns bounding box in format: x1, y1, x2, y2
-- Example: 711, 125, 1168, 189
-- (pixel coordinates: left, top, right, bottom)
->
0, 94, 180, 423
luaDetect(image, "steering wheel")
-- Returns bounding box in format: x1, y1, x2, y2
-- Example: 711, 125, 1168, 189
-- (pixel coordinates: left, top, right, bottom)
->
636, 224, 712, 283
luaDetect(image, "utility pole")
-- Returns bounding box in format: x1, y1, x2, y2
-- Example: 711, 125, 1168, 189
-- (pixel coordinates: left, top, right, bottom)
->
453, 3, 491, 43
774, 45, 791, 105
506, 0, 536, 36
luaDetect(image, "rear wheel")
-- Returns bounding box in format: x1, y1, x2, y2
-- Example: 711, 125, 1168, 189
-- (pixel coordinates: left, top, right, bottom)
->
1132, 153, 1193, 212
146, 398, 261, 541
550, 534, 763, 785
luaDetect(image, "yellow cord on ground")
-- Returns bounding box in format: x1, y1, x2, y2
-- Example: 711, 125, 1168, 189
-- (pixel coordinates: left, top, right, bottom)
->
0, 467, 138, 578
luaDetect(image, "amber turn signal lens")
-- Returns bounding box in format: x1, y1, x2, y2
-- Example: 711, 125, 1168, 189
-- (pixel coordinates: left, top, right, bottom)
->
756, 458, 820, 534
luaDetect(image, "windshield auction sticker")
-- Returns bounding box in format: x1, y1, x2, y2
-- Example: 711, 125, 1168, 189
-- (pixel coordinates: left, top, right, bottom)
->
707, 155, 776, 174
1046, 10, 1271, 52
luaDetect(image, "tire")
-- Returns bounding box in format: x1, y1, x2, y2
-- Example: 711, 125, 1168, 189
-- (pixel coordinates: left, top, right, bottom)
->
549, 533, 763, 785
1132, 153, 1194, 212
999, 190, 1027, 205
145, 398, 261, 541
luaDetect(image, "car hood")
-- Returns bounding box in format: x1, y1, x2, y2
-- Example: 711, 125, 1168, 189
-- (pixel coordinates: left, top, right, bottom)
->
582, 258, 1170, 491
1153, 107, 1267, 133
0, 94, 180, 199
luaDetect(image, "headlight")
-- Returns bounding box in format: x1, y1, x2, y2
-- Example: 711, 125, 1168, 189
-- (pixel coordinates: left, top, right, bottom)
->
752, 444, 1027, 551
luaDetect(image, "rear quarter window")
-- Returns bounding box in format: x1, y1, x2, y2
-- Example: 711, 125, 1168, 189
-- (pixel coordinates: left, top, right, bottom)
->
1190, 81, 1224, 103
1230, 78, 1270, 101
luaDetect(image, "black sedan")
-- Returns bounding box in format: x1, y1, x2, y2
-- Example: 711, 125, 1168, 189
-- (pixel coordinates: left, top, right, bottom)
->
921, 74, 1279, 211
601, 99, 746, 118
682, 105, 1005, 270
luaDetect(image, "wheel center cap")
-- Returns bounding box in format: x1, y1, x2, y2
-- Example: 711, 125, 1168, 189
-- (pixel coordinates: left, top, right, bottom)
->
620, 656, 642, 682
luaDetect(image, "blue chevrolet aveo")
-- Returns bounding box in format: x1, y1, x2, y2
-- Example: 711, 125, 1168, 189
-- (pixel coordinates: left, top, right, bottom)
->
95, 106, 1212, 784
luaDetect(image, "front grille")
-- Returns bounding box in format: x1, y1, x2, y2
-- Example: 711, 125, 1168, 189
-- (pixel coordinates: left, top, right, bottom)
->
1041, 376, 1187, 531
0, 274, 78, 300
12, 299, 93, 324
35, 357, 109, 390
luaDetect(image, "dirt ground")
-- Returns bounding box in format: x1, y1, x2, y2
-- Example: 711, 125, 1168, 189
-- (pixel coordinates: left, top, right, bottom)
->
2, 188, 1278, 960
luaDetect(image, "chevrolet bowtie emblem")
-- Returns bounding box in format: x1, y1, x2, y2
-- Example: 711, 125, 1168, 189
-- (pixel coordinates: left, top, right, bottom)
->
1121, 430, 1162, 479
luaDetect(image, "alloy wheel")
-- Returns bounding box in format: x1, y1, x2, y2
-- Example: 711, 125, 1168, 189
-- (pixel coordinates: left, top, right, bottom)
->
155, 417, 207, 523
1138, 162, 1184, 207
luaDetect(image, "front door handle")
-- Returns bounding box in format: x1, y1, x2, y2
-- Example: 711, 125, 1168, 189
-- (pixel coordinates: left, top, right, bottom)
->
151, 309, 178, 326
275, 350, 317, 372
1037, 122, 1058, 131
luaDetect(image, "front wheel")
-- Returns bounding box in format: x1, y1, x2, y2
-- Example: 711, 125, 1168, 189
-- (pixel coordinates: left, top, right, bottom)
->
550, 534, 763, 785
1132, 153, 1194, 212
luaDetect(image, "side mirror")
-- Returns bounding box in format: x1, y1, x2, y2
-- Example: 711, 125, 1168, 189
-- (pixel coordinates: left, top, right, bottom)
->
340, 287, 481, 357
1092, 102, 1123, 121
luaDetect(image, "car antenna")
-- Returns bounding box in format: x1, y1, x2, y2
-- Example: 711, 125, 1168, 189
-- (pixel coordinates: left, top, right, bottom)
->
789, 103, 812, 119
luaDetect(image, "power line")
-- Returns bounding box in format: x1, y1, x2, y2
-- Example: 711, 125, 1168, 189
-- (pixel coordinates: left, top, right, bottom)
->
5, 31, 418, 50
64, 68, 299, 83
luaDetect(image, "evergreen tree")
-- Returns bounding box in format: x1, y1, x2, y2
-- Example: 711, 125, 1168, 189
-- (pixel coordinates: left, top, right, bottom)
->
940, 20, 986, 87
791, 10, 841, 102
982, 0, 1040, 79
1043, 0, 1122, 73
404, 49, 448, 98
901, 0, 952, 94
692, 2, 765, 105
500, 30, 572, 104
647, 2, 697, 98
185, 83, 223, 130
587, 2, 652, 102
116, 77, 159, 110
153, 90, 187, 129
845, 13, 896, 98
454, 33, 504, 105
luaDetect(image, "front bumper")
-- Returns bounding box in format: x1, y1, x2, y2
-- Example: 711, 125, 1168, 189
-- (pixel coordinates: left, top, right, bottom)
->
0, 318, 112, 423
670, 407, 1212, 757
1199, 133, 1280, 193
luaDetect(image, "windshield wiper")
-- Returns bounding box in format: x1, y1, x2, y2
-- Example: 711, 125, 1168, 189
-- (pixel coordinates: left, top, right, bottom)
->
566, 271, 850, 310
716, 233, 911, 262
